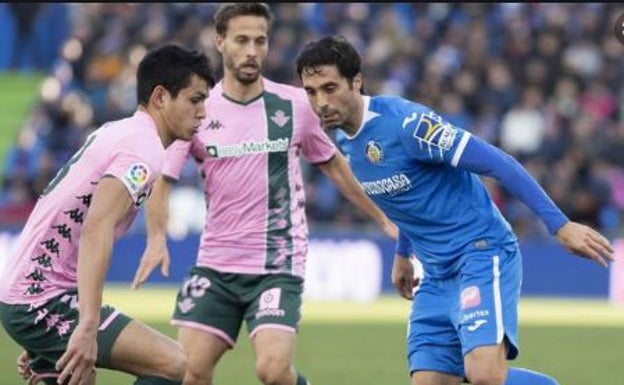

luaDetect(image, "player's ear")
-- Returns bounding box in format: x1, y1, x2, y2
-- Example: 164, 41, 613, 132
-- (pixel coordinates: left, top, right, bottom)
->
150, 85, 168, 109
215, 33, 225, 54
353, 73, 363, 93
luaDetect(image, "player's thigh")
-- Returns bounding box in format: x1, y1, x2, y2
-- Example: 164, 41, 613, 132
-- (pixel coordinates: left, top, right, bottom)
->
243, 273, 303, 340
171, 266, 245, 347
243, 274, 302, 370
108, 319, 185, 379
408, 277, 464, 379
458, 245, 521, 360
411, 370, 462, 385
178, 325, 230, 373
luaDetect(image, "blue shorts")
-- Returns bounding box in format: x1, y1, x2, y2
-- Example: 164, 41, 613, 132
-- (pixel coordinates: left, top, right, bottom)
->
407, 244, 522, 378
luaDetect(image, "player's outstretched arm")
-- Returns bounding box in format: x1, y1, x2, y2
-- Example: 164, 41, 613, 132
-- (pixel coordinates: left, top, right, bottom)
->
132, 176, 174, 289
317, 151, 398, 240
56, 176, 133, 385
555, 221, 615, 267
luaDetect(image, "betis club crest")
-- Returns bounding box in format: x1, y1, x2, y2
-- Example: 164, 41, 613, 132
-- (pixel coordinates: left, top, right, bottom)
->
365, 140, 383, 164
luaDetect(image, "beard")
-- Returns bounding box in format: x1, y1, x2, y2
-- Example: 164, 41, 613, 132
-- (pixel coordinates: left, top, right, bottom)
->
234, 68, 260, 84
224, 56, 261, 85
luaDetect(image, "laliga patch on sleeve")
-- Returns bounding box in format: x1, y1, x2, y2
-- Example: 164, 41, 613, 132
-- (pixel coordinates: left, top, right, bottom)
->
412, 111, 457, 150
122, 163, 150, 193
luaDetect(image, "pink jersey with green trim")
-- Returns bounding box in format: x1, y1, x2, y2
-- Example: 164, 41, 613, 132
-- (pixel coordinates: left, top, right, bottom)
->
163, 78, 336, 277
0, 111, 164, 306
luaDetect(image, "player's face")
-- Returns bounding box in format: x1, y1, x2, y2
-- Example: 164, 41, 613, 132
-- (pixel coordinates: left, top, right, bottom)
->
163, 74, 208, 141
301, 65, 362, 131
216, 15, 269, 85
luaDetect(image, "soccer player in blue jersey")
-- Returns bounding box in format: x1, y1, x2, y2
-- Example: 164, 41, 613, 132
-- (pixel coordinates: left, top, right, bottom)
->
295, 36, 615, 385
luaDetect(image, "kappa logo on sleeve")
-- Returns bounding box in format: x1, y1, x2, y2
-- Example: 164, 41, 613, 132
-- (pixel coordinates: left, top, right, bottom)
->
123, 163, 150, 193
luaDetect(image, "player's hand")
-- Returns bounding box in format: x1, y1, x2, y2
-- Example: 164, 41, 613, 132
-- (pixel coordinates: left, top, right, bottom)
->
392, 254, 419, 300
56, 324, 97, 385
17, 350, 33, 381
131, 238, 170, 289
17, 351, 45, 385
381, 220, 399, 241
555, 221, 615, 267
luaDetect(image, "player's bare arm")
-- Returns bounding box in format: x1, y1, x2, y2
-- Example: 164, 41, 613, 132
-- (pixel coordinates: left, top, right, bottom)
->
317, 150, 398, 240
555, 221, 615, 267
56, 176, 134, 385
132, 176, 174, 289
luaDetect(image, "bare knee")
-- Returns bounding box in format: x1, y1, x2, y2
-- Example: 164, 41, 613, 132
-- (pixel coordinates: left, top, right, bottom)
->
465, 364, 506, 385
255, 355, 292, 385
183, 368, 213, 385
411, 370, 462, 385
465, 371, 506, 385
464, 344, 508, 385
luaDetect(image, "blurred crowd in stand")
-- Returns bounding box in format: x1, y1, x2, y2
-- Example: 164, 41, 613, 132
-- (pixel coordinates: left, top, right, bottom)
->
1, 3, 623, 239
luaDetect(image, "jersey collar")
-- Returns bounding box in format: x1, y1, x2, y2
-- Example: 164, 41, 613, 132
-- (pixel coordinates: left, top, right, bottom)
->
343, 95, 380, 140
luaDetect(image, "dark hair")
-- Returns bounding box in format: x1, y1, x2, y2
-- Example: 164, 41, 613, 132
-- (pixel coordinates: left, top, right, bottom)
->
214, 3, 273, 36
137, 44, 215, 106
295, 35, 362, 84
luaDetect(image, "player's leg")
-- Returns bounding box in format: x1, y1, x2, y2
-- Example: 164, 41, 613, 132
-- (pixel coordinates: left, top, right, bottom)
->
252, 329, 302, 385
406, 277, 462, 385
177, 326, 230, 385
411, 371, 461, 385
170, 266, 245, 385
464, 343, 559, 385
460, 246, 559, 385
245, 274, 308, 385
107, 319, 186, 384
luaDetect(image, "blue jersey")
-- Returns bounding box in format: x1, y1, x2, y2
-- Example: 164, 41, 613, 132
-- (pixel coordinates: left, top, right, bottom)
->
336, 95, 567, 278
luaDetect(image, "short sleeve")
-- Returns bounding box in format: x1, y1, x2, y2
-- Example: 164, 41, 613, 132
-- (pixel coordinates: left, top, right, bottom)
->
104, 151, 160, 205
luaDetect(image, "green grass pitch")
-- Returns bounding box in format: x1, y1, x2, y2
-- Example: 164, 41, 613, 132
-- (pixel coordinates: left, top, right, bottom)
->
1, 286, 624, 384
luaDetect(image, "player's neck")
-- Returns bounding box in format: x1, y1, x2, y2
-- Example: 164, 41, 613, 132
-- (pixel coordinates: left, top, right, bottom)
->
221, 71, 264, 104
341, 95, 365, 137
140, 106, 174, 148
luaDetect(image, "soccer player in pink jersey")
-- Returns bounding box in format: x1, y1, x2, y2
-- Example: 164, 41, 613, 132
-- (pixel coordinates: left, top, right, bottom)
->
131, 4, 397, 385
0, 45, 214, 385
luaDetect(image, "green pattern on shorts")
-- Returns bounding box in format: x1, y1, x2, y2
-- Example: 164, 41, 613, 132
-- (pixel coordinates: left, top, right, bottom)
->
172, 266, 303, 343
0, 289, 132, 377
